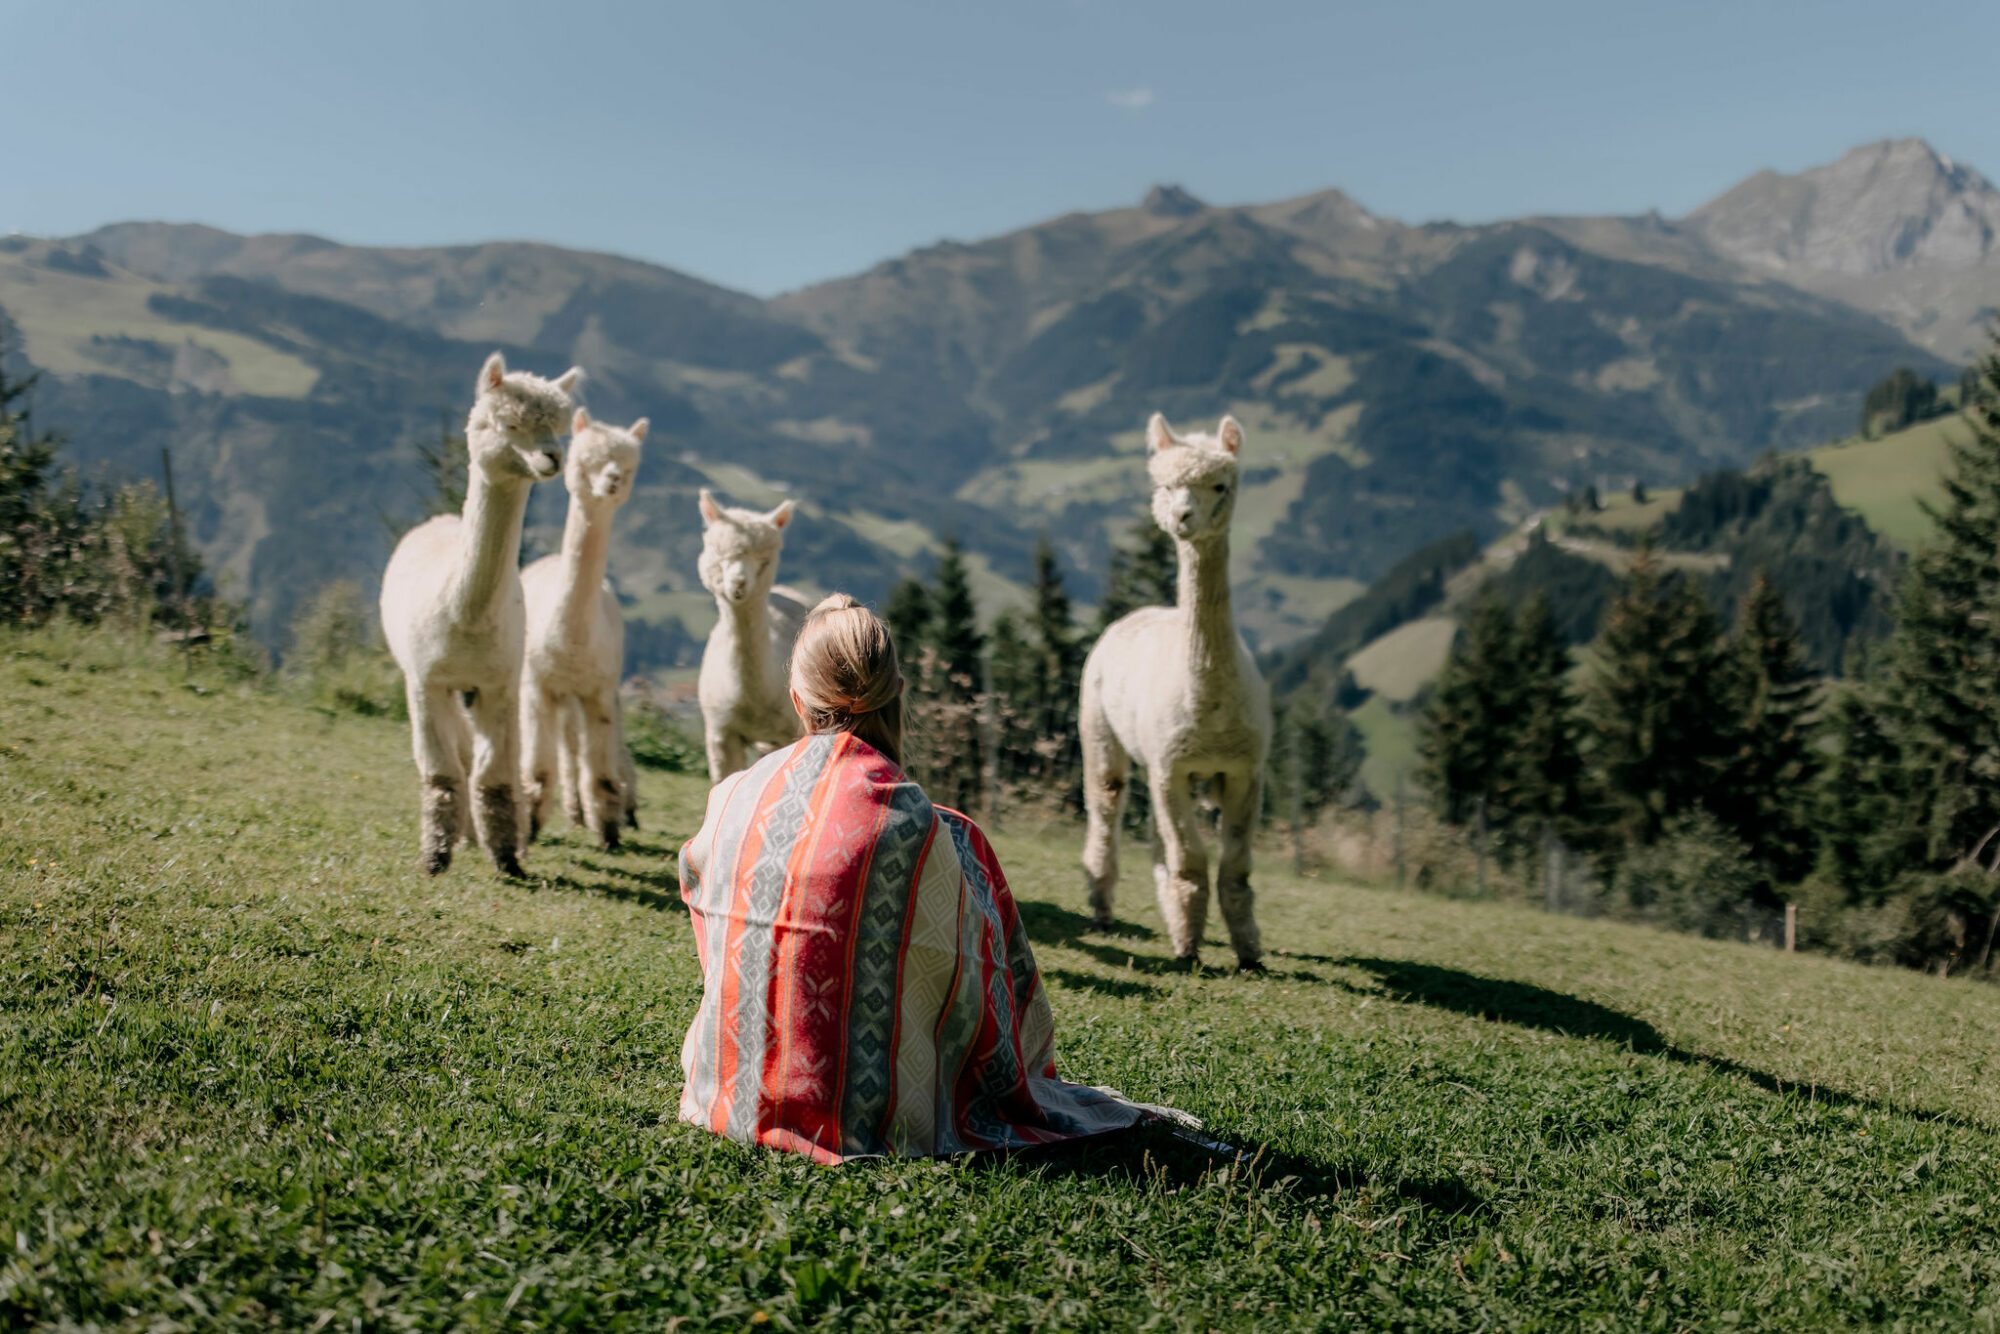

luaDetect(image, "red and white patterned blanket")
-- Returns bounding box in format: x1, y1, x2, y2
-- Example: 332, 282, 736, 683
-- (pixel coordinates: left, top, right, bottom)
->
678, 732, 1149, 1162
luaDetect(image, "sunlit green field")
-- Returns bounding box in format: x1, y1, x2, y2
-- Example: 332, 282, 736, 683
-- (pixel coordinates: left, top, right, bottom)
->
1806, 416, 1961, 549
3, 626, 1996, 1329
0, 251, 318, 396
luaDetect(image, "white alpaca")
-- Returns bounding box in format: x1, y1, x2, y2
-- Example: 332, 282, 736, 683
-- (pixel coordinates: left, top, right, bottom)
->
520, 408, 646, 850
1079, 413, 1273, 969
380, 352, 581, 876
695, 489, 811, 782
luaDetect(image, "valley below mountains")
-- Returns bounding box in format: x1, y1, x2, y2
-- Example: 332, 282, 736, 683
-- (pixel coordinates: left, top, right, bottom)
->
4, 137, 1992, 664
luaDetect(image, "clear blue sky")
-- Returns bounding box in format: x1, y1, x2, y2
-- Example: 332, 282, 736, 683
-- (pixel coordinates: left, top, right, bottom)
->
9, 0, 1998, 296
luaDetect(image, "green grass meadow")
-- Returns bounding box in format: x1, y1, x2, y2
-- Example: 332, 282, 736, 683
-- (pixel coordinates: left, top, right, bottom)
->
1807, 416, 1961, 550
3, 627, 1998, 1329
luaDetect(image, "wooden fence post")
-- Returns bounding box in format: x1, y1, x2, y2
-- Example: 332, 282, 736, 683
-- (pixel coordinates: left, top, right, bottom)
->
1474, 795, 1488, 897
160, 447, 191, 671
1393, 776, 1407, 889
1784, 902, 1797, 954
1542, 822, 1559, 913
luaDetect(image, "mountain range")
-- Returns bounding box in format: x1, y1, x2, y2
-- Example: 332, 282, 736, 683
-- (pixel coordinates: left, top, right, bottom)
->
3, 137, 1991, 661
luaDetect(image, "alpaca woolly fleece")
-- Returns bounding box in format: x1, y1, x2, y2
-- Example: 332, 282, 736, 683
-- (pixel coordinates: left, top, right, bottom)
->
697, 498, 792, 587
696, 489, 808, 782
471, 362, 581, 442
1147, 443, 1239, 489
1080, 409, 1271, 969
520, 408, 648, 850
380, 351, 581, 879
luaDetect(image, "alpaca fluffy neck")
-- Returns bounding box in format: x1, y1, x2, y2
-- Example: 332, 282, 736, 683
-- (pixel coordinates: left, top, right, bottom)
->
453, 463, 532, 623
1176, 532, 1239, 693
715, 590, 773, 689
553, 499, 615, 642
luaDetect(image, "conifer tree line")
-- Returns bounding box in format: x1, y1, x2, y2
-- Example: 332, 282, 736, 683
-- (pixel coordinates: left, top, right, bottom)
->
0, 336, 209, 631
1419, 342, 2000, 976
887, 517, 1359, 824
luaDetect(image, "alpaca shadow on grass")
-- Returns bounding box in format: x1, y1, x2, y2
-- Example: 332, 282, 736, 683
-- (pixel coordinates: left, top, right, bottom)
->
1010, 1122, 1494, 1223
535, 871, 685, 915
578, 854, 682, 899
1044, 967, 1163, 1001
1337, 956, 1974, 1129
1016, 900, 1155, 949
603, 835, 680, 862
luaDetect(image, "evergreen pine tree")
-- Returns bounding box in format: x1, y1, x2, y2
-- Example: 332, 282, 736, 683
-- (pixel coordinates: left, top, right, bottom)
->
1584, 548, 1738, 847
1095, 518, 1175, 632
927, 539, 986, 811
985, 609, 1039, 788
1817, 679, 1907, 898
883, 576, 932, 660
1028, 538, 1084, 794
1874, 336, 2000, 872
1507, 593, 1584, 841
415, 409, 468, 519
1417, 595, 1519, 827
1720, 573, 1820, 885
0, 339, 57, 541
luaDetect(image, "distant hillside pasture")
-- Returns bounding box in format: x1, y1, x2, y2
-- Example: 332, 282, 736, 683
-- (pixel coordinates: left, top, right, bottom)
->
5, 627, 1997, 1327
1806, 415, 1959, 549
0, 243, 318, 396
1346, 615, 1458, 704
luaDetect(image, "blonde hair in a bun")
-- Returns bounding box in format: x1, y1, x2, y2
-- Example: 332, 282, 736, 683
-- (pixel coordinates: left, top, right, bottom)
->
789, 593, 904, 765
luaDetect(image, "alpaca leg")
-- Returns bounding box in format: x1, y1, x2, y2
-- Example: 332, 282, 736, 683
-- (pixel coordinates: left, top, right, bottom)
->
466, 683, 526, 878
520, 685, 560, 844
1215, 770, 1264, 970
1079, 717, 1130, 929
706, 729, 748, 784
578, 687, 625, 852
407, 682, 466, 876
559, 698, 586, 829
615, 698, 639, 830
442, 695, 477, 849
1150, 770, 1210, 962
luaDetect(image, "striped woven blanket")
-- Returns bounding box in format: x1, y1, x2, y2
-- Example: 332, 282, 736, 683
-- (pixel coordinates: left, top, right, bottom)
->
678, 732, 1149, 1162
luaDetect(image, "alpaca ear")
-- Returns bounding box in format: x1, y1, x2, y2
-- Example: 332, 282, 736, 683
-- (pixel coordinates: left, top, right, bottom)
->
629, 417, 649, 442
1216, 415, 1244, 455
478, 351, 506, 394
768, 499, 795, 530
554, 366, 585, 396
698, 488, 722, 525
571, 407, 591, 434
1147, 412, 1178, 453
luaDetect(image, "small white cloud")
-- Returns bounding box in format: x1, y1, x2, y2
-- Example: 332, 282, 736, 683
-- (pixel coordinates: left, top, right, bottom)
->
1105, 88, 1155, 111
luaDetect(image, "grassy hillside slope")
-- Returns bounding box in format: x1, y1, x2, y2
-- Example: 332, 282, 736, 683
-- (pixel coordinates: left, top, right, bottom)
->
1805, 414, 1960, 549
1583, 411, 1963, 557
3, 629, 1996, 1329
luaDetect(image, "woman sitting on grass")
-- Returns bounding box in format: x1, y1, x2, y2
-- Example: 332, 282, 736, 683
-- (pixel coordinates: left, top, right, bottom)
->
678, 593, 1154, 1162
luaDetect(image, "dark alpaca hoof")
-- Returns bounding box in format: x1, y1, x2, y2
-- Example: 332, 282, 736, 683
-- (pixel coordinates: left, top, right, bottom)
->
598, 823, 622, 854
421, 849, 452, 876
492, 850, 526, 880
624, 809, 639, 831
1089, 913, 1116, 933
1236, 959, 1268, 975
1176, 953, 1204, 973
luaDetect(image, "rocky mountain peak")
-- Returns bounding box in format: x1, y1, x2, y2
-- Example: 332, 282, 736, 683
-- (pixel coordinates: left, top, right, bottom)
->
1687, 137, 2000, 277
1141, 184, 1207, 218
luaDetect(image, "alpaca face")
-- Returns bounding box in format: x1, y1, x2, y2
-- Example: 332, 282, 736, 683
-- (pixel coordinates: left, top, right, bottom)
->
468, 352, 584, 483
697, 489, 795, 607
565, 410, 647, 508
1145, 413, 1242, 542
